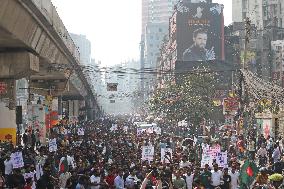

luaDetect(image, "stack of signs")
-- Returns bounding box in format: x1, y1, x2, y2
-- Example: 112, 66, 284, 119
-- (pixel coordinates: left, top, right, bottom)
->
77, 128, 85, 136
161, 148, 172, 163
49, 138, 57, 152
201, 145, 227, 167
11, 152, 24, 169
142, 146, 154, 162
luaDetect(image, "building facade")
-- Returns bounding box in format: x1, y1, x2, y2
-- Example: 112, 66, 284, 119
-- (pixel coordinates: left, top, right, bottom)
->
70, 33, 91, 65
232, 0, 284, 29
142, 0, 178, 35
141, 0, 178, 101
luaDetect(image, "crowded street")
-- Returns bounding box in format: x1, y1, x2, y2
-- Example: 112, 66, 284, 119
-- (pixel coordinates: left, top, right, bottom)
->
1, 0, 284, 188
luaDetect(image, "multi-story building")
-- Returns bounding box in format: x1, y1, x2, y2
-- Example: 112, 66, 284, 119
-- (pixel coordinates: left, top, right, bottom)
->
141, 0, 178, 101
99, 61, 140, 115
142, 0, 178, 35
271, 40, 284, 86
70, 33, 91, 65
232, 0, 284, 29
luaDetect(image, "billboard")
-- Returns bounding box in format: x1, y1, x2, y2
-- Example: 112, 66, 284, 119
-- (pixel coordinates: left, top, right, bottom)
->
107, 83, 118, 91
176, 2, 224, 63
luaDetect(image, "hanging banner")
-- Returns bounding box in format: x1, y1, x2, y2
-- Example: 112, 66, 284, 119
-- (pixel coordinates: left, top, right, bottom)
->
27, 104, 46, 144
107, 83, 118, 91
223, 97, 239, 115
142, 146, 154, 162
262, 119, 273, 139
48, 138, 57, 152
11, 151, 24, 168
161, 148, 172, 163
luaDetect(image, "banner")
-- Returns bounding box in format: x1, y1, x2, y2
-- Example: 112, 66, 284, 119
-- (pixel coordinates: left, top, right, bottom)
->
262, 119, 273, 139
107, 83, 118, 91
161, 148, 172, 163
49, 138, 57, 152
77, 128, 85, 136
201, 145, 227, 167
142, 146, 154, 162
11, 152, 24, 168
27, 104, 46, 144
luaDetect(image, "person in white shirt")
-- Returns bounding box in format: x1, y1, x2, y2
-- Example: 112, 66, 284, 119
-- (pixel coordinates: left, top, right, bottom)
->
272, 144, 281, 163
229, 165, 239, 189
210, 163, 223, 188
125, 169, 139, 189
90, 169, 102, 189
183, 167, 194, 189
114, 169, 125, 189
4, 156, 13, 176
179, 155, 191, 169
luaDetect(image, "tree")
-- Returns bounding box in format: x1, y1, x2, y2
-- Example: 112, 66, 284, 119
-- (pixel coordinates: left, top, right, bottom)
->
149, 69, 222, 131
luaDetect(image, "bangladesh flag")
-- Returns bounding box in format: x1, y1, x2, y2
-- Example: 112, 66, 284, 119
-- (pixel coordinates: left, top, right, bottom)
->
59, 157, 69, 173
239, 160, 258, 189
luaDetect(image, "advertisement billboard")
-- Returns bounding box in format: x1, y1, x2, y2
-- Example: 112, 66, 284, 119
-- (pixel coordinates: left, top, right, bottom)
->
176, 2, 224, 63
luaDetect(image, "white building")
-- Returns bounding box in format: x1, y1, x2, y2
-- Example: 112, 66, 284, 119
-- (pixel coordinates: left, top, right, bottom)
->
98, 60, 140, 115
232, 0, 284, 29
70, 33, 91, 65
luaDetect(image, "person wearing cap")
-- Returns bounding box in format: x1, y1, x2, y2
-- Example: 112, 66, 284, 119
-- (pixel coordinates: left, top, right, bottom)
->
268, 173, 284, 189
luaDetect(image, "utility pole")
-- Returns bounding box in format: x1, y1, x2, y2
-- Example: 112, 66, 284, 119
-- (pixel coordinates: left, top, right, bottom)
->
239, 17, 252, 137
243, 17, 251, 69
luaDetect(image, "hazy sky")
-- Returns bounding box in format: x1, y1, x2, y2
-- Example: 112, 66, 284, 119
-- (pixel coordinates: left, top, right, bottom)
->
51, 0, 232, 66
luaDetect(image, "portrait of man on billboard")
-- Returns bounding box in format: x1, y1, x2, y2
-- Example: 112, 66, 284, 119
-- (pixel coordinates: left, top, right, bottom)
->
182, 28, 215, 61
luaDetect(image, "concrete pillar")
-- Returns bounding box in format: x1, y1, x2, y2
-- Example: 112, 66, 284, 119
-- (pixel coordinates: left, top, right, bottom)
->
0, 52, 39, 79
73, 100, 79, 118
68, 100, 74, 117
58, 97, 62, 116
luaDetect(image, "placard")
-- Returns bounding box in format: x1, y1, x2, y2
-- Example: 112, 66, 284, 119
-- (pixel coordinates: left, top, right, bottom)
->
11, 152, 24, 168
77, 128, 85, 136
161, 148, 172, 163
201, 145, 227, 167
110, 124, 118, 131
142, 146, 154, 162
49, 138, 57, 152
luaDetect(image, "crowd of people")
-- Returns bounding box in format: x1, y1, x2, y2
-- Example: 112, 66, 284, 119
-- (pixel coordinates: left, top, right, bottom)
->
0, 117, 284, 189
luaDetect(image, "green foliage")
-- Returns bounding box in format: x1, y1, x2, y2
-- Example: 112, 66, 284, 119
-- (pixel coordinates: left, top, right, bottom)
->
149, 68, 221, 125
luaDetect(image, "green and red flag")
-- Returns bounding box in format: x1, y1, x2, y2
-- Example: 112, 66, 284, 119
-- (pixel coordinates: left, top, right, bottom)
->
239, 160, 258, 189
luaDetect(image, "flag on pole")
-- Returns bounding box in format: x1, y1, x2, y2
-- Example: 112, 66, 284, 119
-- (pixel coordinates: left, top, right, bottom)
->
239, 160, 258, 189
